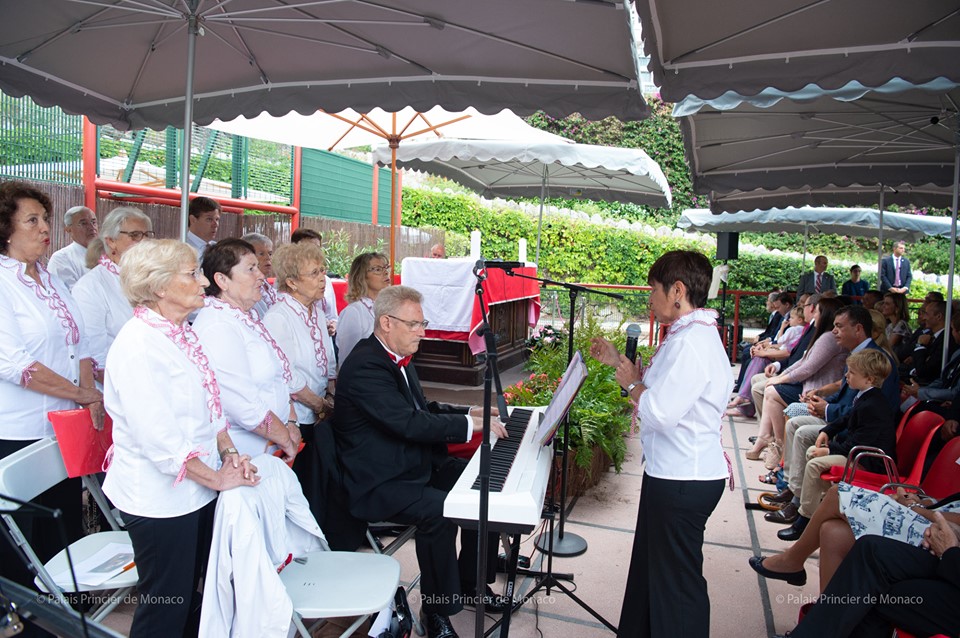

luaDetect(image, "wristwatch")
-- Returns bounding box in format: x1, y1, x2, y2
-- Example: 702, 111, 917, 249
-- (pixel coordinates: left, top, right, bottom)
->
626, 381, 641, 394
219, 447, 238, 460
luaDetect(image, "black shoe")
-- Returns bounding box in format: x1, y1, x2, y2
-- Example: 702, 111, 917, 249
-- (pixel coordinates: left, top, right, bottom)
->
461, 584, 512, 614
749, 435, 758, 444
421, 611, 459, 638
777, 515, 810, 541
766, 488, 795, 505
765, 502, 799, 525
748, 555, 807, 586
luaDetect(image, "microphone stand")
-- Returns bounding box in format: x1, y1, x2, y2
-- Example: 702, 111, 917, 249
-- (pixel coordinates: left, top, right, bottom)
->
504, 269, 622, 556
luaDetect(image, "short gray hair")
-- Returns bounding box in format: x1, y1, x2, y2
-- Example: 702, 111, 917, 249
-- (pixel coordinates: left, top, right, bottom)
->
272, 242, 324, 294
373, 285, 423, 328
119, 239, 197, 307
241, 232, 272, 247
63, 205, 93, 226
100, 206, 152, 240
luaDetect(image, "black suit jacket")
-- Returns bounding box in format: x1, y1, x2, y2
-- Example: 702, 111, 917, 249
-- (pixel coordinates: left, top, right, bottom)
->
912, 330, 958, 385
820, 387, 897, 471
333, 334, 470, 522
880, 254, 913, 293
759, 311, 786, 342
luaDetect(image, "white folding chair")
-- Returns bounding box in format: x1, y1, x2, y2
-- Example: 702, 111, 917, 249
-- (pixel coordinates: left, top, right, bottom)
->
0, 438, 137, 622
366, 523, 425, 635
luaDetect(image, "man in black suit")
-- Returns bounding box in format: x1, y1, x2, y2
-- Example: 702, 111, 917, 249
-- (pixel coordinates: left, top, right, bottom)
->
333, 285, 508, 638
906, 300, 956, 385
879, 240, 913, 294
796, 255, 837, 295
733, 291, 793, 392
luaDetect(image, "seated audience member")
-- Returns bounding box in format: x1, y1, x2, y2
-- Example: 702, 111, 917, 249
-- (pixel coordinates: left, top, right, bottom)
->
333, 286, 510, 637
47, 205, 98, 290
728, 306, 806, 412
734, 292, 791, 392
765, 305, 899, 526
778, 349, 897, 541
769, 526, 960, 638
745, 298, 847, 464
840, 264, 869, 301
742, 295, 818, 420
902, 310, 960, 404
861, 289, 883, 311
867, 309, 896, 361
103, 239, 258, 637
185, 196, 221, 263
751, 483, 960, 593
193, 239, 301, 461
880, 292, 911, 352
898, 301, 928, 365
336, 251, 391, 366
429, 243, 446, 259
262, 242, 337, 518
241, 232, 278, 319
73, 206, 154, 382
291, 227, 338, 334
904, 299, 956, 385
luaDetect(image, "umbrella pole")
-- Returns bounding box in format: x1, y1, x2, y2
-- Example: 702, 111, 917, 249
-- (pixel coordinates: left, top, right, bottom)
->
801, 223, 809, 269
943, 131, 959, 369
389, 113, 398, 275
877, 186, 885, 284
535, 165, 547, 265
178, 11, 199, 243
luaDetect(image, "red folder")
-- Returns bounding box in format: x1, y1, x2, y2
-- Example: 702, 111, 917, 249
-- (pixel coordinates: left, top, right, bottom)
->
47, 408, 114, 478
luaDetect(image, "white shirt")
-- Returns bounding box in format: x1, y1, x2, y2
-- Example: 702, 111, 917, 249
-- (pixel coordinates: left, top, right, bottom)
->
262, 293, 337, 424
336, 297, 375, 368
321, 275, 339, 323
0, 257, 90, 440
194, 298, 298, 458
251, 280, 280, 322
636, 309, 732, 481
186, 231, 214, 262
102, 310, 224, 517
46, 241, 90, 290
72, 259, 132, 370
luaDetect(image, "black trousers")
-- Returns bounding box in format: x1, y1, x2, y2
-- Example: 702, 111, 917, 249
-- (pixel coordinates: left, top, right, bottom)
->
791, 535, 960, 638
121, 499, 216, 638
618, 474, 725, 638
389, 457, 497, 615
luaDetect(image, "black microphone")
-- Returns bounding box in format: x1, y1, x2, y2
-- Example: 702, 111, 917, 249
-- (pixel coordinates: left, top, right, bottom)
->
481, 260, 524, 271
621, 323, 642, 397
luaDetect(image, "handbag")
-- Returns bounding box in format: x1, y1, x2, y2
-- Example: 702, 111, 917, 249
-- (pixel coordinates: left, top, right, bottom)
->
761, 441, 783, 471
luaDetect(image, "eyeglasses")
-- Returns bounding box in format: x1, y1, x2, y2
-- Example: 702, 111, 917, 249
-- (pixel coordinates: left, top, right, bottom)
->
367, 265, 389, 274
297, 266, 326, 279
388, 315, 429, 330
118, 230, 155, 241
182, 267, 205, 281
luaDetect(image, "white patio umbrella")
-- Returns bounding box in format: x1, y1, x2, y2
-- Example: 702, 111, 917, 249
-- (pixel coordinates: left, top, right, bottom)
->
372, 137, 672, 263
0, 0, 649, 241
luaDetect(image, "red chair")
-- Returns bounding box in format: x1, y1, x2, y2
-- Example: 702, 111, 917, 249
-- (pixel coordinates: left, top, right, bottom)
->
895, 400, 921, 439
881, 436, 960, 501
820, 410, 944, 490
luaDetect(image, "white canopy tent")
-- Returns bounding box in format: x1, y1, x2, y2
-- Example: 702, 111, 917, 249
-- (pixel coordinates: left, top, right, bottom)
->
372, 137, 672, 263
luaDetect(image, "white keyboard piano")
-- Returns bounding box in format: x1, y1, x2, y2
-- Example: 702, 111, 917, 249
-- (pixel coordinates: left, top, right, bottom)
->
444, 406, 552, 534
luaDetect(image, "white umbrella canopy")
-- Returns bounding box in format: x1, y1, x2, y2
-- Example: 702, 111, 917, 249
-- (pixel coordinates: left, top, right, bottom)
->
373, 137, 672, 262
631, 0, 960, 103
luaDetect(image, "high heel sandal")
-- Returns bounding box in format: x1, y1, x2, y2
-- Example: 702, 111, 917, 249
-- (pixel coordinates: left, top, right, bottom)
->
745, 438, 771, 461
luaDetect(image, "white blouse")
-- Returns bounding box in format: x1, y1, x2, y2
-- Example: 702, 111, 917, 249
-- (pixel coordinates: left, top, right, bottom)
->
103, 309, 225, 518
636, 308, 732, 481
72, 258, 132, 370
321, 275, 339, 322
262, 293, 336, 424
336, 297, 375, 367
193, 298, 298, 458
0, 257, 90, 440
46, 241, 89, 290
251, 280, 279, 322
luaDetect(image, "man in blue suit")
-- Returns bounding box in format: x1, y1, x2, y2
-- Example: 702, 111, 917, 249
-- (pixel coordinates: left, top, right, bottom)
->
880, 240, 913, 294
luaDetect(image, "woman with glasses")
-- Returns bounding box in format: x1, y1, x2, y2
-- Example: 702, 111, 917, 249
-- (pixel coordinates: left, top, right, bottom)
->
103, 239, 257, 637
193, 239, 301, 461
336, 251, 391, 366
73, 206, 154, 383
262, 242, 337, 516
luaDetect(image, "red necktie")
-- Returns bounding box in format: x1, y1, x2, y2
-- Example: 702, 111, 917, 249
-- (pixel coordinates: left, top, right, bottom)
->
390, 353, 413, 368
815, 273, 822, 293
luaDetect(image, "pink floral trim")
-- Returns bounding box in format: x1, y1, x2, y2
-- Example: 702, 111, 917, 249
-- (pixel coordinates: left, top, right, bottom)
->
102, 444, 114, 472
20, 361, 39, 387
259, 410, 273, 434
134, 306, 224, 421
260, 281, 279, 308
359, 296, 375, 319
98, 253, 120, 277
278, 292, 328, 373
174, 448, 209, 486
205, 296, 292, 383
0, 255, 80, 346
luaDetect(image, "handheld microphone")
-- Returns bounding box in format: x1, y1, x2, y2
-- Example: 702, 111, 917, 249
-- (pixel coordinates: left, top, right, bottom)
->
621, 323, 642, 397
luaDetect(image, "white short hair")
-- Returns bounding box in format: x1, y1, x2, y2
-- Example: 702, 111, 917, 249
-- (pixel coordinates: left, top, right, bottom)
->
63, 205, 93, 226
119, 239, 196, 307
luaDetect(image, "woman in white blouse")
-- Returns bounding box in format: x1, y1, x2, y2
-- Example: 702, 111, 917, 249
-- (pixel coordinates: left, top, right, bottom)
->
103, 239, 257, 638
0, 181, 102, 588
262, 242, 337, 512
590, 250, 731, 638
72, 206, 154, 382
194, 238, 301, 460
242, 232, 278, 320
335, 251, 391, 366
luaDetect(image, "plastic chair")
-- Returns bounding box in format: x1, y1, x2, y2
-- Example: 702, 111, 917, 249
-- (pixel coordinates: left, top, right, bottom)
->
820, 411, 944, 490
881, 436, 960, 501
0, 438, 137, 622
366, 523, 425, 636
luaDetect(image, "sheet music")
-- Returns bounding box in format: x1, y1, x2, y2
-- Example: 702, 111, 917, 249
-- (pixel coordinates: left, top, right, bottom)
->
536, 350, 589, 446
